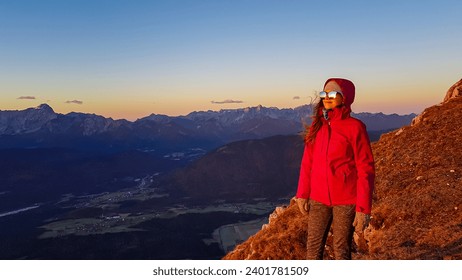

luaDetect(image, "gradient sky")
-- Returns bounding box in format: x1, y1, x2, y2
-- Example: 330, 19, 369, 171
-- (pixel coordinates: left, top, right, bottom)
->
1, 0, 461, 121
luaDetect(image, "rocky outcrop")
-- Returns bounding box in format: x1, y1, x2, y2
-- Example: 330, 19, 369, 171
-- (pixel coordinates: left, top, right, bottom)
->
413, 78, 462, 126
443, 78, 462, 103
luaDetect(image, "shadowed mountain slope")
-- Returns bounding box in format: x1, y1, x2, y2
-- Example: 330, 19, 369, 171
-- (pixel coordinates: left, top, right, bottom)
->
224, 80, 462, 260
165, 135, 304, 202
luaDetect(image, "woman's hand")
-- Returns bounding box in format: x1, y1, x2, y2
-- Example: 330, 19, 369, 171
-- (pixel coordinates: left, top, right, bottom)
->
296, 198, 309, 215
353, 212, 371, 232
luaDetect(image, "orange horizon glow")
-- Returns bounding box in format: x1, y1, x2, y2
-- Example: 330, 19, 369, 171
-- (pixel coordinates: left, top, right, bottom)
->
0, 76, 451, 121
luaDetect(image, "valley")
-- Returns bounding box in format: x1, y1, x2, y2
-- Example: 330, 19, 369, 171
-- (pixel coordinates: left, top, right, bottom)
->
0, 171, 282, 259
38, 180, 278, 240
0, 103, 415, 259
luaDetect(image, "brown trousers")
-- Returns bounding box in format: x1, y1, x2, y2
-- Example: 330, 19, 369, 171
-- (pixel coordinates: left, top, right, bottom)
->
306, 200, 355, 260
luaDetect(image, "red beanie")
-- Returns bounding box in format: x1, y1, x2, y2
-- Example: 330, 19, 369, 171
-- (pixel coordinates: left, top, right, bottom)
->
324, 78, 356, 108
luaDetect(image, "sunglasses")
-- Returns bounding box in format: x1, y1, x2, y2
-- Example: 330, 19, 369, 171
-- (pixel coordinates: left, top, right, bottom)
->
319, 91, 343, 99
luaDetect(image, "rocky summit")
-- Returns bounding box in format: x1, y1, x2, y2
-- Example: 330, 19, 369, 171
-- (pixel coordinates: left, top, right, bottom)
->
224, 79, 462, 260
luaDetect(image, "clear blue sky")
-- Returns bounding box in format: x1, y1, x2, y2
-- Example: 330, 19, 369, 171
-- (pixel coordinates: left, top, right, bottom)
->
1, 0, 461, 120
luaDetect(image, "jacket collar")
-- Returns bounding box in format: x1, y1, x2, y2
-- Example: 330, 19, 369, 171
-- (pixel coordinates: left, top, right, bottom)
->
320, 105, 351, 123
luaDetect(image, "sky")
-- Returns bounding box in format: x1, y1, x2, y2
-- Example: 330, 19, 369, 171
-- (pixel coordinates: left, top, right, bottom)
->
0, 0, 461, 121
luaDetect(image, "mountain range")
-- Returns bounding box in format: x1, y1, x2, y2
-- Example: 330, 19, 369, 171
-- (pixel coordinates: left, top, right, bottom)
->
0, 104, 415, 154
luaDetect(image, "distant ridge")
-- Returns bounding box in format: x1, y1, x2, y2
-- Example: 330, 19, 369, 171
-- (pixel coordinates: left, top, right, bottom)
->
0, 103, 57, 135
0, 104, 415, 153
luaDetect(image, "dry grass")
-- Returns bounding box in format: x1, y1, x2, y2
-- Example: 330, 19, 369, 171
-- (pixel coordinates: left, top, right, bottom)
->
223, 199, 308, 260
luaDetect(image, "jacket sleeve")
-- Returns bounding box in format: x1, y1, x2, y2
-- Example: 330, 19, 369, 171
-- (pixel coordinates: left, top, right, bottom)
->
296, 142, 314, 199
352, 122, 375, 214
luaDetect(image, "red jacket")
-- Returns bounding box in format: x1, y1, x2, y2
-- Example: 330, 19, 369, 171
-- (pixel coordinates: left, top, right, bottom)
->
296, 106, 375, 214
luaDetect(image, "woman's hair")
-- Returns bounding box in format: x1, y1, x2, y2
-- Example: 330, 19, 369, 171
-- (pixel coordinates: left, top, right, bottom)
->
304, 99, 324, 143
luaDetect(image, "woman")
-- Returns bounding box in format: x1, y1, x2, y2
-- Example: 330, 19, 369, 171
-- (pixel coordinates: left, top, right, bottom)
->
296, 78, 375, 260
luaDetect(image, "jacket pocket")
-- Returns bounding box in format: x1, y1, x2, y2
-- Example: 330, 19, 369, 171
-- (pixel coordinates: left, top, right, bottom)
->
334, 163, 352, 179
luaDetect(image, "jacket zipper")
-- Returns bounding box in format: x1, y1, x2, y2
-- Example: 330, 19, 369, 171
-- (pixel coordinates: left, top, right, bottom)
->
325, 121, 332, 205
